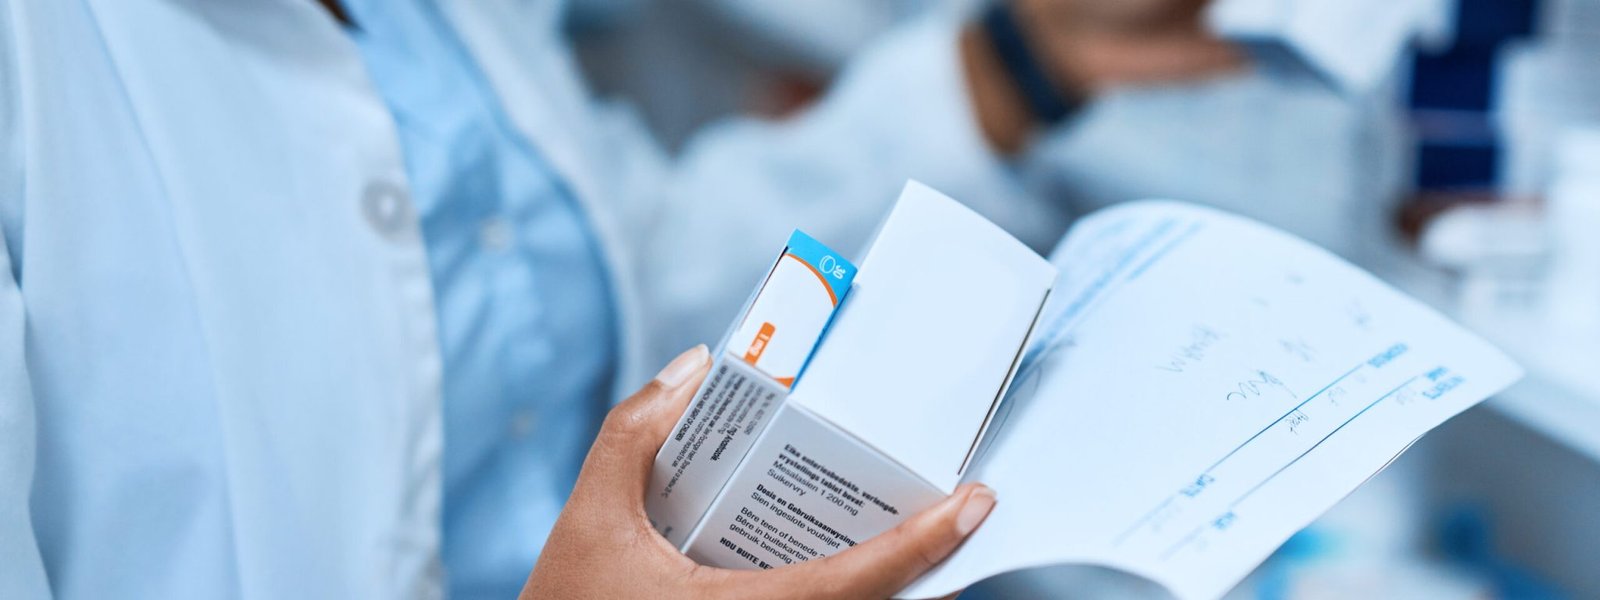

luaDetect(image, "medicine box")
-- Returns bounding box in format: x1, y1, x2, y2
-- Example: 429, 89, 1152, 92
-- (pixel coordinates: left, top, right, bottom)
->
646, 181, 1056, 570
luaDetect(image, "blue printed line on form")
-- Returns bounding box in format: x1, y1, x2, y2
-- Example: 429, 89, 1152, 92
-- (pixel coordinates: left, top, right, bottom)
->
1156, 374, 1423, 561
1158, 523, 1208, 561
1203, 363, 1366, 473
1113, 361, 1365, 547
1127, 222, 1203, 280
1017, 218, 1195, 382
1226, 374, 1421, 508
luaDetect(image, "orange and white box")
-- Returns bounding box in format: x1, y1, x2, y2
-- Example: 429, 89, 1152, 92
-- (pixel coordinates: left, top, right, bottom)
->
647, 228, 856, 547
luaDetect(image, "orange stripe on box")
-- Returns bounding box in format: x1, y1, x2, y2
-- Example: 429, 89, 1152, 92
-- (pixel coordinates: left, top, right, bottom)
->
743, 321, 775, 365
785, 253, 840, 306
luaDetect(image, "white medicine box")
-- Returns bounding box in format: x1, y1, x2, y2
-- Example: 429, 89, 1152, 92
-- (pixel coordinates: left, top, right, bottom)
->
646, 181, 1056, 570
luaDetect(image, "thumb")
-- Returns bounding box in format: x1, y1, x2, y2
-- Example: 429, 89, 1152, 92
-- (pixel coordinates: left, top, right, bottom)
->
745, 483, 997, 599
576, 344, 711, 511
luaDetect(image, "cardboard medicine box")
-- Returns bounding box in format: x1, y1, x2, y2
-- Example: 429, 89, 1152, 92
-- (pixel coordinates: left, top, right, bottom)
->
647, 182, 1056, 571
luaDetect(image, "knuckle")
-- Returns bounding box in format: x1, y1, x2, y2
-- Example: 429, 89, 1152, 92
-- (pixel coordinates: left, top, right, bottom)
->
813, 570, 858, 600
686, 565, 734, 596
913, 540, 945, 571
600, 412, 645, 445
598, 408, 636, 437
602, 385, 663, 436
889, 520, 943, 571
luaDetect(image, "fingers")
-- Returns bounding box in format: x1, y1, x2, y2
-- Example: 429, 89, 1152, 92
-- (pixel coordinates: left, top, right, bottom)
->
745, 483, 997, 599
582, 345, 711, 509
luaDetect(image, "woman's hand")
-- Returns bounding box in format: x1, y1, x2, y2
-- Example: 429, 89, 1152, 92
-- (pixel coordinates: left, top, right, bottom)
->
521, 345, 998, 599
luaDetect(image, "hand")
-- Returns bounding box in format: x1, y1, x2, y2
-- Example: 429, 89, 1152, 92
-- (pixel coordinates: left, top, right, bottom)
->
521, 345, 999, 600
963, 0, 1245, 152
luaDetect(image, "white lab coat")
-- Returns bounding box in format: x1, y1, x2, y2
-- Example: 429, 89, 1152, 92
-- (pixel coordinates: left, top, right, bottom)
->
0, 0, 1067, 597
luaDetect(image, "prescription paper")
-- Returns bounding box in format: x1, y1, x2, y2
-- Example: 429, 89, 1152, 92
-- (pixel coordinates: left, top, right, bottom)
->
901, 202, 1523, 599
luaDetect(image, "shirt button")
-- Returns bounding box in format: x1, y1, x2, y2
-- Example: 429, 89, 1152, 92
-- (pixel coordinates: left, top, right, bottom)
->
362, 180, 415, 240
510, 410, 537, 438
479, 217, 514, 252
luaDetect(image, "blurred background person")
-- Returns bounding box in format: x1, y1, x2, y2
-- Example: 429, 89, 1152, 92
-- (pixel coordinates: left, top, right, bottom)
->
573, 0, 1440, 257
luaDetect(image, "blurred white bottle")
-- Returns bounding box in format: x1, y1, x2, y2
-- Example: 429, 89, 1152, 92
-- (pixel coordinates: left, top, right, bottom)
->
1545, 128, 1600, 330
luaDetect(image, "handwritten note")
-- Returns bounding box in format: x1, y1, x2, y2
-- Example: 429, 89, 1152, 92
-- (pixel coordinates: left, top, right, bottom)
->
900, 202, 1522, 599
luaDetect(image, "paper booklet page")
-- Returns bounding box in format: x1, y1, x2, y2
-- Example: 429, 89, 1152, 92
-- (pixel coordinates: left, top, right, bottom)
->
899, 201, 1523, 599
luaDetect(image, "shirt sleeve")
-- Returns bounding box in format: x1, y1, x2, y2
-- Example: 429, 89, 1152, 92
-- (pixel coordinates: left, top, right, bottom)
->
603, 14, 1072, 373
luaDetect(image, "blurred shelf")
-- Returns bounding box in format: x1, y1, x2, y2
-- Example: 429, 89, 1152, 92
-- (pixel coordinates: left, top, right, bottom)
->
1367, 244, 1600, 465
1463, 313, 1600, 464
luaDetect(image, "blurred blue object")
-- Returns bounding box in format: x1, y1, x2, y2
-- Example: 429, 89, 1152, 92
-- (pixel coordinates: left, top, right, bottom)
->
1253, 528, 1335, 600
1438, 505, 1569, 599
1406, 0, 1541, 190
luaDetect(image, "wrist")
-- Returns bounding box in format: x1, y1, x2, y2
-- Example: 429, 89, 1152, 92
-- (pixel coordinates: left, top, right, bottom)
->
960, 25, 1036, 155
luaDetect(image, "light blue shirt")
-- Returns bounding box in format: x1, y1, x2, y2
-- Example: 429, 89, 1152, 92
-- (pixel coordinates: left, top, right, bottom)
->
345, 1, 618, 597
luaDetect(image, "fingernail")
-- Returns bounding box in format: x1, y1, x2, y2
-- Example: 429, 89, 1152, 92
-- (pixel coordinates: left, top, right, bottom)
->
955, 485, 997, 536
655, 344, 709, 388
